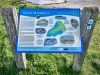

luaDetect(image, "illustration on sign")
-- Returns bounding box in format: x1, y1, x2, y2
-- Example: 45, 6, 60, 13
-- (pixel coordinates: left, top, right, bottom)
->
16, 8, 83, 53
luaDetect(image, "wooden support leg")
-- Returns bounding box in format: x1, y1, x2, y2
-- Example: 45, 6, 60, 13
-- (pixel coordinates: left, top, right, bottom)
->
1, 7, 27, 69
73, 7, 99, 72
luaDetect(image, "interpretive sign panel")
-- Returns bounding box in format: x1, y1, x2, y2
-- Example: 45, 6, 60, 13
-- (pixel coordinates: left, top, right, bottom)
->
16, 8, 83, 53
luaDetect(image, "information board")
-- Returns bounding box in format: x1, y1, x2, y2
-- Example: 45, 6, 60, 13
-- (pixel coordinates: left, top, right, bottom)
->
16, 8, 84, 53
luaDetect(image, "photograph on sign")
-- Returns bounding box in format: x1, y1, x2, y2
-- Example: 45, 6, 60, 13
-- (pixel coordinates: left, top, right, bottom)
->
16, 8, 84, 53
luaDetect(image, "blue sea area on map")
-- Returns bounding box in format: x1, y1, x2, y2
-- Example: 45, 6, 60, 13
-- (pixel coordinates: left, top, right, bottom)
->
47, 22, 63, 37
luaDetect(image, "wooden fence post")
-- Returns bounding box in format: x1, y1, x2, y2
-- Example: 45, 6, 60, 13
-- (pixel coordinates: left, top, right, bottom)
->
1, 7, 27, 69
73, 7, 99, 72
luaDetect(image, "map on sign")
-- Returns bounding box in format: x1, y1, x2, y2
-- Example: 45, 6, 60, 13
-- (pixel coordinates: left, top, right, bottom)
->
47, 21, 66, 37
16, 8, 84, 53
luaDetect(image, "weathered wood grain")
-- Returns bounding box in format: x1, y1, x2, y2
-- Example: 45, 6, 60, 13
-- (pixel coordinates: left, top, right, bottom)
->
1, 7, 27, 69
73, 7, 99, 72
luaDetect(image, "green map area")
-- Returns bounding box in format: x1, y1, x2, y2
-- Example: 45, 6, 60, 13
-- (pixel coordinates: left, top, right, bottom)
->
47, 21, 67, 37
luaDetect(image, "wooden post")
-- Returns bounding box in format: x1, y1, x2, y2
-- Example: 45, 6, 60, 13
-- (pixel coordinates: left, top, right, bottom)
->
73, 7, 99, 72
1, 7, 27, 69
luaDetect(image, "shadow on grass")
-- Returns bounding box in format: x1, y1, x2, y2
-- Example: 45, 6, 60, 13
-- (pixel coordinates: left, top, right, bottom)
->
57, 65, 81, 75
0, 54, 82, 75
0, 23, 4, 25
54, 55, 81, 75
0, 61, 19, 75
92, 62, 100, 75
0, 58, 33, 75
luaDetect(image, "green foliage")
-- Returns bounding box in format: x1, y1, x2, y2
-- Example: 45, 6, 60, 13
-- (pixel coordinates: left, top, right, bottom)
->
0, 0, 100, 75
16, 4, 43, 9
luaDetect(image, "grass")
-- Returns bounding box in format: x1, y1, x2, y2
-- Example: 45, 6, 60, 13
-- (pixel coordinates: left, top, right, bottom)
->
0, 0, 100, 75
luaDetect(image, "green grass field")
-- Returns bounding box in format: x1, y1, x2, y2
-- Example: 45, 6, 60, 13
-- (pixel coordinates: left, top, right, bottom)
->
0, 0, 100, 75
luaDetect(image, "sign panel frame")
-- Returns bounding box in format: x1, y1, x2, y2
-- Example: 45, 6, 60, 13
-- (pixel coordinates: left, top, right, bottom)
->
16, 8, 84, 53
